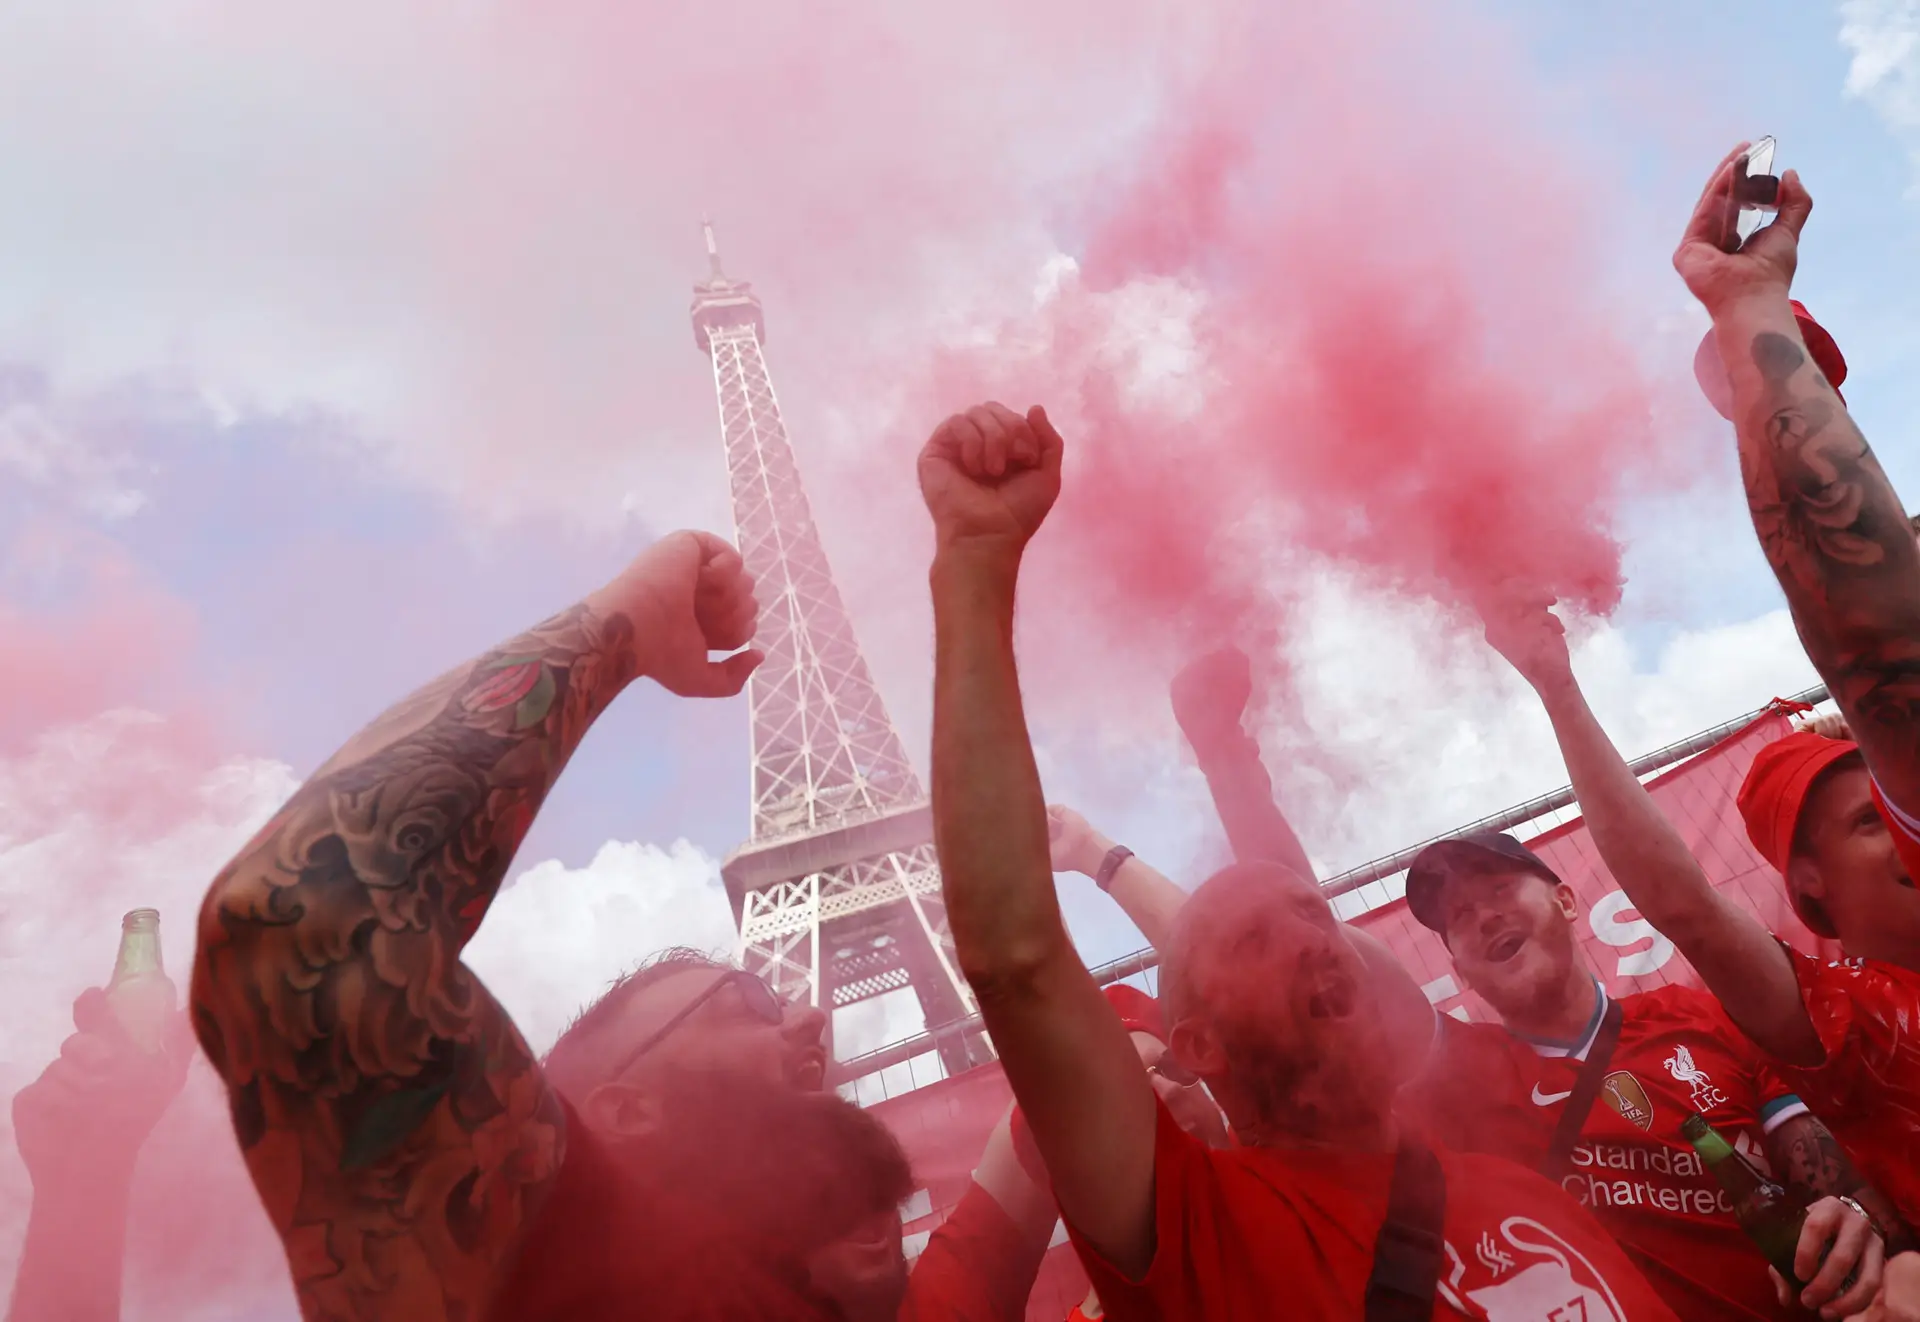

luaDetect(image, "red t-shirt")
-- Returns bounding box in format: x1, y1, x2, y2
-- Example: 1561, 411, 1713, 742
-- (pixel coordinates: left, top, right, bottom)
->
1402, 984, 1806, 1322
1774, 943, 1920, 1227
1065, 1100, 1679, 1322
900, 1182, 1052, 1322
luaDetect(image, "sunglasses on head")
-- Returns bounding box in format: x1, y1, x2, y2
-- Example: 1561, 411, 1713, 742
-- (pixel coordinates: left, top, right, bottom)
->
611, 969, 786, 1080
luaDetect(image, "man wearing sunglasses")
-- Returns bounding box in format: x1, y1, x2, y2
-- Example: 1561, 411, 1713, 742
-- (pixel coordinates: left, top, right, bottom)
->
189, 530, 914, 1322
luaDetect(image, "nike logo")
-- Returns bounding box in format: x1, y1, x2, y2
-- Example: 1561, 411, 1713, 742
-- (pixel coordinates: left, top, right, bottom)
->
1532, 1085, 1574, 1106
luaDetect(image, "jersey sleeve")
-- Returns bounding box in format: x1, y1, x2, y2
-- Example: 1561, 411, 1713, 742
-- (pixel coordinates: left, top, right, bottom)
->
1060, 1100, 1226, 1319
898, 1182, 1052, 1322
1774, 942, 1912, 1121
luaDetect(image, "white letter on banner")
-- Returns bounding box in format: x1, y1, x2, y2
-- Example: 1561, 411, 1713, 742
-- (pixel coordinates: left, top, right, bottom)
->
1589, 890, 1676, 977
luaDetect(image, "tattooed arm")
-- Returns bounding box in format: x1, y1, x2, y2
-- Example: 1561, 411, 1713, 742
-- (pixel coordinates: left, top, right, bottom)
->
189, 531, 759, 1322
1767, 1113, 1907, 1313
1677, 149, 1920, 811
1769, 1113, 1910, 1251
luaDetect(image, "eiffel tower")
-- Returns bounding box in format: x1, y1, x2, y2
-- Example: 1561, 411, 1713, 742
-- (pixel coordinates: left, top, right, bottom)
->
692, 223, 984, 1077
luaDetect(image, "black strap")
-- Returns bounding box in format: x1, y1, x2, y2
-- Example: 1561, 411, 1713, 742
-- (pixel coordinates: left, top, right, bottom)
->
1540, 997, 1626, 1184
1365, 1139, 1447, 1322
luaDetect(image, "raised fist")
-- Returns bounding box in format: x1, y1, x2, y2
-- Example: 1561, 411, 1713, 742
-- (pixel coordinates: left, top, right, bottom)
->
12, 986, 194, 1188
1477, 588, 1572, 690
1171, 647, 1254, 750
613, 530, 763, 698
917, 402, 1064, 555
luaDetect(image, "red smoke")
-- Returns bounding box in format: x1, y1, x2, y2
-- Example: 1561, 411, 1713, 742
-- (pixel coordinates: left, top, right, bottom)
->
898, 0, 1682, 692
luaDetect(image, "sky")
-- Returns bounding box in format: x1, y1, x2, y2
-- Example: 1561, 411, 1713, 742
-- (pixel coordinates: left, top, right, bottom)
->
3, 0, 1920, 1313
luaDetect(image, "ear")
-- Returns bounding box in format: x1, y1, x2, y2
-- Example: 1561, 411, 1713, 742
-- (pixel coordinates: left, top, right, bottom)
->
581, 1079, 668, 1141
1785, 855, 1833, 931
1552, 881, 1581, 923
1169, 1017, 1228, 1080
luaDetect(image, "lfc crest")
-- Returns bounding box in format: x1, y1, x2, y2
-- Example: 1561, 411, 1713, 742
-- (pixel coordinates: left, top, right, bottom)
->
1664, 1045, 1730, 1112
1600, 1071, 1654, 1130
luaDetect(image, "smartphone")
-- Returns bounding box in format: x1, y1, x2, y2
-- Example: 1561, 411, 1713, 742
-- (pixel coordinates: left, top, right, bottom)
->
1734, 137, 1779, 242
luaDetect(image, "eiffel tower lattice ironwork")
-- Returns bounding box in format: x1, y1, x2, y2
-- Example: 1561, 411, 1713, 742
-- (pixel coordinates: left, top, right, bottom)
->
692, 222, 987, 1077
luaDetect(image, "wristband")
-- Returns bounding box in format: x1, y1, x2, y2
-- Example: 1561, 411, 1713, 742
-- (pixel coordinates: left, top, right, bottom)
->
1094, 845, 1135, 893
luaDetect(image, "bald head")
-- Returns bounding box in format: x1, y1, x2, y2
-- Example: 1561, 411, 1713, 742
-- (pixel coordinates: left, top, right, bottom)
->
1164, 861, 1395, 1144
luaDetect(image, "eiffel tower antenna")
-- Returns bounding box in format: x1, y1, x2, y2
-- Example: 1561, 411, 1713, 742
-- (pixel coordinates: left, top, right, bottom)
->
691, 222, 986, 1077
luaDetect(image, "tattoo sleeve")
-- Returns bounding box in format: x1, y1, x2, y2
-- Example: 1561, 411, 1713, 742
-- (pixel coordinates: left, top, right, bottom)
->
1721, 306, 1920, 805
190, 601, 643, 1322
1768, 1114, 1915, 1254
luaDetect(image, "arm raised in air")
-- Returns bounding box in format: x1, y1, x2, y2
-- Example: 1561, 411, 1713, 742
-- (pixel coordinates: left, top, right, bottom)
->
1479, 592, 1820, 1063
924, 403, 1159, 1280
1677, 150, 1920, 816
190, 531, 759, 1322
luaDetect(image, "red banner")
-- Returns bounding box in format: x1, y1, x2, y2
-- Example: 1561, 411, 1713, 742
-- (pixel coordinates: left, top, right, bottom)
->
872, 709, 1830, 1320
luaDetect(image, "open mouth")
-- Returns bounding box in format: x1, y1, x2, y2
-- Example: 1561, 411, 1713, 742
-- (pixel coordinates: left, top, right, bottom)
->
1485, 931, 1526, 965
791, 1048, 828, 1090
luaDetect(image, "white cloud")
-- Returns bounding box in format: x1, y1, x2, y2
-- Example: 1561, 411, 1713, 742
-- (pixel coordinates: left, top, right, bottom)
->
1840, 1, 1920, 184
465, 838, 739, 1057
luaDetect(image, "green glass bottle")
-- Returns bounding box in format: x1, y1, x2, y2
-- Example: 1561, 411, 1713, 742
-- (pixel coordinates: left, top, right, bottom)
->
1681, 1113, 1805, 1286
106, 908, 177, 1054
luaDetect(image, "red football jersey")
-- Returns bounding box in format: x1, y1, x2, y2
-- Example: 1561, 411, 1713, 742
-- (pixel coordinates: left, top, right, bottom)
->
1066, 1101, 1679, 1322
1402, 983, 1807, 1322
1776, 943, 1920, 1228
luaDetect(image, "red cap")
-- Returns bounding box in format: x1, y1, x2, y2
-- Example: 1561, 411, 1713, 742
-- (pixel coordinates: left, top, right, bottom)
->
1693, 300, 1849, 421
1737, 731, 1862, 936
1104, 983, 1165, 1042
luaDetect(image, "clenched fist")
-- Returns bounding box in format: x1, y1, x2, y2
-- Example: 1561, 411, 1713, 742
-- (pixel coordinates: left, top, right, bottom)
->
918, 402, 1064, 556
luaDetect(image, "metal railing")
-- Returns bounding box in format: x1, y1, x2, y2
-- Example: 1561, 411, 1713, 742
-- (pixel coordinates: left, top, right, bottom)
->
832, 682, 1830, 1090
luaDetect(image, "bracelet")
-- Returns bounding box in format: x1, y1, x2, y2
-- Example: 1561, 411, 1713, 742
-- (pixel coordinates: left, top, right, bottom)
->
1094, 845, 1135, 892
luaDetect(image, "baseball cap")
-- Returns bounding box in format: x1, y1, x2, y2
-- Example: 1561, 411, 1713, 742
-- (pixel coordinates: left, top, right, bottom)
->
1104, 983, 1165, 1042
1693, 299, 1849, 422
1736, 730, 1863, 937
1405, 831, 1565, 934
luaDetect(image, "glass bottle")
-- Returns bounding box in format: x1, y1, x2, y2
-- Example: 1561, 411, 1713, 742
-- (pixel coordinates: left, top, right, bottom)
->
107, 908, 177, 1054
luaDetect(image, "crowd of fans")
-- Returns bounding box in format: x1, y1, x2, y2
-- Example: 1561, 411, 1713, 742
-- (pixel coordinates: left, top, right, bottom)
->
10, 145, 1920, 1322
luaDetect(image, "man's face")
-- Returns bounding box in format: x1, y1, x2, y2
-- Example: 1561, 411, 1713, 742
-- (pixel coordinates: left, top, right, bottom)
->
615, 967, 830, 1091
1173, 865, 1394, 1139
1439, 868, 1579, 1022
1129, 1030, 1231, 1148
1796, 764, 1920, 948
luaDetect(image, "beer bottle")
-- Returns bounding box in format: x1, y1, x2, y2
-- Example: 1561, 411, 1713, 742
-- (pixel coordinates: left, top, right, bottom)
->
1682, 1113, 1805, 1285
107, 908, 177, 1054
